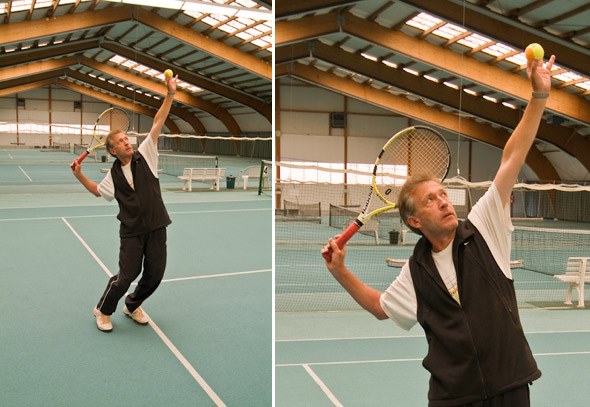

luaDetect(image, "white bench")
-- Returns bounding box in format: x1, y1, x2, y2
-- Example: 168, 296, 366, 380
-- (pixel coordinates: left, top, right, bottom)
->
554, 257, 590, 308
237, 165, 270, 190
178, 167, 226, 191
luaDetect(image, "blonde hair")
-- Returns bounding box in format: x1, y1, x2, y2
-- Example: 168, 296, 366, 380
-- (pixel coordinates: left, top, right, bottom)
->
397, 173, 439, 235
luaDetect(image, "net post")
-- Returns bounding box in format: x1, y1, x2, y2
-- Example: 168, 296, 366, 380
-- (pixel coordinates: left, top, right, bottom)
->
258, 160, 265, 195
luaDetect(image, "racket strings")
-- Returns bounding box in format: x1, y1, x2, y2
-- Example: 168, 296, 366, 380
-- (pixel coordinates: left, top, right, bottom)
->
95, 109, 130, 143
374, 128, 450, 199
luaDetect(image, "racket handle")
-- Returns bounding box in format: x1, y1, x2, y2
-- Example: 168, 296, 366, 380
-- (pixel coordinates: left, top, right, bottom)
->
75, 151, 89, 165
322, 221, 361, 262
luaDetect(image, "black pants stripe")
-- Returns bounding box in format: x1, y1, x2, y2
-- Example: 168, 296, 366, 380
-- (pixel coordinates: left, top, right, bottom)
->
97, 227, 167, 315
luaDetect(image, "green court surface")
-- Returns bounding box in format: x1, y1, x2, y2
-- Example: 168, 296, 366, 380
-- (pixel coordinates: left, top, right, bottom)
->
276, 310, 590, 406
275, 211, 590, 406
1, 149, 272, 407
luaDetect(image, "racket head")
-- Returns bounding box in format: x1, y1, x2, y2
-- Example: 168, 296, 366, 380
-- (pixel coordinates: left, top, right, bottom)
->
324, 126, 451, 261
372, 125, 451, 207
93, 107, 130, 147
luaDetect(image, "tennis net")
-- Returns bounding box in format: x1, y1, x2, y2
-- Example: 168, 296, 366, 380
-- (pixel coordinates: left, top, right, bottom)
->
159, 153, 218, 176
40, 142, 71, 152
275, 163, 590, 312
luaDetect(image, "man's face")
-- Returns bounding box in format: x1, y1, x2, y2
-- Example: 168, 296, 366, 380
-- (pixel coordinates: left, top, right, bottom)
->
408, 181, 458, 237
109, 132, 133, 159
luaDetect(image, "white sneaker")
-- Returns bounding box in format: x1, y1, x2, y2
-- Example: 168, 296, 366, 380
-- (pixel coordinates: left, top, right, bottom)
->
93, 307, 112, 332
123, 305, 149, 325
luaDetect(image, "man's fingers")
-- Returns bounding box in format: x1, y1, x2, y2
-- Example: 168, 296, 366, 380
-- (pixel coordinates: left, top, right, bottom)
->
546, 55, 555, 71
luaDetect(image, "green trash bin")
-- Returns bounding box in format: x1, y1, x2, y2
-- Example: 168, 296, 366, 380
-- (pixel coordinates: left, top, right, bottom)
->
226, 175, 235, 189
389, 231, 399, 245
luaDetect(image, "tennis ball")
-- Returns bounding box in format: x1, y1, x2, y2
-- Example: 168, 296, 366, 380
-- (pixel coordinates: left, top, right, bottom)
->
164, 69, 173, 78
525, 43, 544, 62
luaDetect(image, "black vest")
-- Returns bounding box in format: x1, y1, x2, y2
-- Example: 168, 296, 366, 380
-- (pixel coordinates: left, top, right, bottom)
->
409, 220, 541, 406
111, 151, 171, 237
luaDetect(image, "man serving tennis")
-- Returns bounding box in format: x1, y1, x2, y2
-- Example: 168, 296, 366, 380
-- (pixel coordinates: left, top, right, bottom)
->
322, 55, 555, 406
71, 74, 177, 332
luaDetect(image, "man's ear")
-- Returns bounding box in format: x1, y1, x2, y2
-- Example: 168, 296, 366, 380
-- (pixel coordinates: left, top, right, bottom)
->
407, 215, 421, 230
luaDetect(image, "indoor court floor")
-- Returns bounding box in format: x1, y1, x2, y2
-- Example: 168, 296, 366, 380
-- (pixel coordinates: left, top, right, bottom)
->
0, 150, 272, 407
276, 310, 590, 407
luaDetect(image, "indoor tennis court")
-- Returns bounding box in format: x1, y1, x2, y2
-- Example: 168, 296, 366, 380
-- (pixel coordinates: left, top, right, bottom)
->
275, 1, 589, 406
0, 148, 272, 406
276, 310, 590, 406
0, 1, 272, 404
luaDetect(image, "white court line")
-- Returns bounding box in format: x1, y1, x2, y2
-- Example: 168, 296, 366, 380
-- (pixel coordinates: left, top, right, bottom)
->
279, 357, 423, 368
61, 217, 227, 407
0, 207, 270, 222
276, 329, 590, 343
534, 351, 590, 356
134, 269, 271, 286
303, 364, 344, 407
0, 198, 270, 210
277, 350, 590, 368
276, 334, 424, 343
18, 166, 32, 182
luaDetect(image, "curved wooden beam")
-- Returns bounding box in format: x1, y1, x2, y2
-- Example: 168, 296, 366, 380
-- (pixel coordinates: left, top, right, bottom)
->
66, 69, 205, 134
57, 79, 180, 133
278, 62, 561, 181
276, 11, 590, 124
133, 7, 271, 80
101, 42, 271, 124
276, 40, 590, 172
80, 56, 239, 134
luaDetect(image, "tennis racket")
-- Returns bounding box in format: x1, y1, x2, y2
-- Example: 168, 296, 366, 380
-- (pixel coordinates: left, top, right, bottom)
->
322, 125, 451, 261
74, 107, 130, 165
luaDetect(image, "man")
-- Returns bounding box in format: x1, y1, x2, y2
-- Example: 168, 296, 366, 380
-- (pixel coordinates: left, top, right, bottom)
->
322, 55, 555, 406
71, 74, 177, 332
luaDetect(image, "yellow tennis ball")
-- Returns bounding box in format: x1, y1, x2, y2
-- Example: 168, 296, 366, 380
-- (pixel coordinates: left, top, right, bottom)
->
525, 43, 544, 62
164, 69, 173, 78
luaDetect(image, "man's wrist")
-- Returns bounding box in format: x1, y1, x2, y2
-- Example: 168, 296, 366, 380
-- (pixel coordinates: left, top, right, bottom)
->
167, 91, 176, 96
532, 91, 549, 99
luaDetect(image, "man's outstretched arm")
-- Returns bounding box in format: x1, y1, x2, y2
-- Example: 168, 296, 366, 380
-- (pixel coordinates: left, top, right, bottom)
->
494, 55, 555, 207
149, 74, 178, 145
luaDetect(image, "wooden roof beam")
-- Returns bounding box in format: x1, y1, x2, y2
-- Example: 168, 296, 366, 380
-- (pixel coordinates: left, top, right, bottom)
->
276, 0, 361, 19
0, 79, 57, 97
276, 41, 590, 172
132, 7, 270, 80
66, 69, 206, 134
276, 11, 590, 124
0, 38, 100, 68
0, 4, 130, 46
79, 57, 241, 135
277, 62, 561, 182
100, 41, 270, 123
57, 78, 180, 133
397, 0, 589, 75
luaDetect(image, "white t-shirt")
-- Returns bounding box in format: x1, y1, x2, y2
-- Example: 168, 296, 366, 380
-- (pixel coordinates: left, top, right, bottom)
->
380, 182, 513, 331
97, 135, 159, 202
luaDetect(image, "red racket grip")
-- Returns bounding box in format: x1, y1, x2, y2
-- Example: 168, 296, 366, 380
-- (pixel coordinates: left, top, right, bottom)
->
322, 221, 361, 262
76, 151, 89, 165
